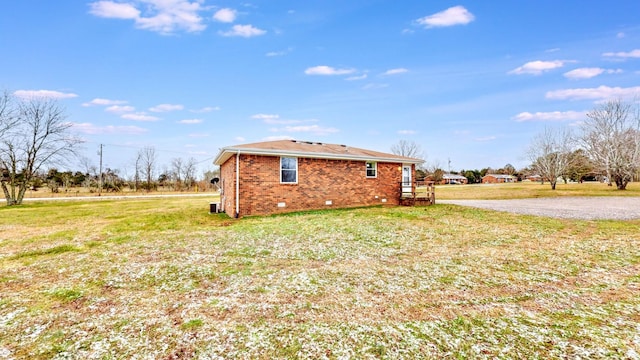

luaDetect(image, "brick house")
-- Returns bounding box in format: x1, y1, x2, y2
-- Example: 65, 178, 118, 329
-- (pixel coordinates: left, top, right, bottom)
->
213, 140, 424, 217
439, 173, 468, 185
482, 174, 516, 183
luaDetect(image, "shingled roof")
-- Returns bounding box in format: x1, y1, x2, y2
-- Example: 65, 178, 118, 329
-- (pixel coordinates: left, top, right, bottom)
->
213, 140, 424, 165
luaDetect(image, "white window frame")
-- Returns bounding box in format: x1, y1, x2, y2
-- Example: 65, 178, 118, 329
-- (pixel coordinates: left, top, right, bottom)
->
280, 157, 298, 184
366, 161, 377, 178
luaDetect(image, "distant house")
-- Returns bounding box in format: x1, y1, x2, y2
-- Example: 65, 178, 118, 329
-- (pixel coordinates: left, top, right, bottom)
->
426, 173, 468, 185
525, 174, 542, 182
482, 174, 516, 184
442, 173, 468, 185
213, 140, 425, 217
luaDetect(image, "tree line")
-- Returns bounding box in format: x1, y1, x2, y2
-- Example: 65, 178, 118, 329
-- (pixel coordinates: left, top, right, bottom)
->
3, 90, 638, 205
391, 99, 640, 189
527, 99, 640, 190
0, 91, 218, 205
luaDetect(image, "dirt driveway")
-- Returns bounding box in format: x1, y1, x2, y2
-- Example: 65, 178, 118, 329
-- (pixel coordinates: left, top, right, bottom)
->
438, 197, 640, 220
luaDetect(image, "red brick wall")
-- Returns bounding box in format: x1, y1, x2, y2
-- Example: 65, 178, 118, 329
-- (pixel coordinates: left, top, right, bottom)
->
220, 154, 411, 217
482, 176, 503, 184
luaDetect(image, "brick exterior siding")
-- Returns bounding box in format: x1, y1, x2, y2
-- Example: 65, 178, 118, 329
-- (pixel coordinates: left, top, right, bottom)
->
482, 175, 515, 184
219, 154, 411, 217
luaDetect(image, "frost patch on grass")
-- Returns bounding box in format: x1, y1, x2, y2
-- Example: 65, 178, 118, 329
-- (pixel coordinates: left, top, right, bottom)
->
2, 200, 640, 358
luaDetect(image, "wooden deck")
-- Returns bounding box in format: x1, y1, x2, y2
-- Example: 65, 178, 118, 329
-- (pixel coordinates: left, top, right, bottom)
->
400, 181, 435, 206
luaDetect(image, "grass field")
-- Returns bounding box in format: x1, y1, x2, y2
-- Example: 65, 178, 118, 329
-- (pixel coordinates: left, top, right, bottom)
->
435, 181, 640, 200
1, 191, 639, 358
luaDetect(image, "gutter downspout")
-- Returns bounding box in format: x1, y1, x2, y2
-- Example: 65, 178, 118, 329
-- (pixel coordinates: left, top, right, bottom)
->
235, 150, 240, 218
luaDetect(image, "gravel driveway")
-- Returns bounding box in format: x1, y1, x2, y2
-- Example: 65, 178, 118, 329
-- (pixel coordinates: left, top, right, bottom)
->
438, 197, 640, 220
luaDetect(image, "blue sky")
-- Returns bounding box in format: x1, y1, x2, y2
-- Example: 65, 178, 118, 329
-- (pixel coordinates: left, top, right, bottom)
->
1, 1, 639, 176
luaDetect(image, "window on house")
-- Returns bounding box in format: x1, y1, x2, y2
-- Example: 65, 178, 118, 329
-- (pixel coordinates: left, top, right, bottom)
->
281, 157, 298, 183
366, 161, 377, 178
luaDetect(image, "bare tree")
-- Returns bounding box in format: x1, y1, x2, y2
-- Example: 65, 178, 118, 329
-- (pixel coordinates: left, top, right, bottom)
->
133, 151, 143, 192
171, 157, 184, 190
502, 163, 516, 176
0, 91, 18, 138
0, 93, 82, 205
391, 140, 425, 160
183, 157, 197, 190
77, 155, 98, 189
578, 99, 640, 190
138, 146, 157, 192
526, 126, 573, 190
169, 157, 198, 191
424, 159, 443, 183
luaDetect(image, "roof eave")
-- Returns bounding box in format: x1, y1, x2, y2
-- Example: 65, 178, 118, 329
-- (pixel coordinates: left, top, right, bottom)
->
213, 147, 423, 165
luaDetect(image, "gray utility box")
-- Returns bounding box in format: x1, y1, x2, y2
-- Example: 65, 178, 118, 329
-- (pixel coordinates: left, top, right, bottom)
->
209, 202, 220, 213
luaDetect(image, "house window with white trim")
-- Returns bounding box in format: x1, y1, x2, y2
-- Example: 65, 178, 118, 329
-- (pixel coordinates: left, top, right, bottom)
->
366, 161, 377, 178
280, 157, 298, 183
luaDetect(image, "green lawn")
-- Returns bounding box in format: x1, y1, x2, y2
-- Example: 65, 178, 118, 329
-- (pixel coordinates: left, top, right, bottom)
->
1, 196, 639, 358
435, 180, 640, 200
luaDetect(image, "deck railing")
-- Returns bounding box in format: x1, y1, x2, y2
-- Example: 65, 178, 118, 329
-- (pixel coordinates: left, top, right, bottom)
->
400, 180, 435, 205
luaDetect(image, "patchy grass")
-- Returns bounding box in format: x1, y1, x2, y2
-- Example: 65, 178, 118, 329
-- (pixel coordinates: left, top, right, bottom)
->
0, 197, 639, 358
436, 181, 640, 200
10, 244, 79, 260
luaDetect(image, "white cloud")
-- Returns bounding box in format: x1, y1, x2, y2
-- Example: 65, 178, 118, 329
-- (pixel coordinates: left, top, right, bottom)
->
213, 8, 237, 23
190, 106, 220, 113
546, 85, 640, 101
416, 6, 475, 28
88, 0, 206, 35
398, 130, 416, 135
602, 49, 640, 59
346, 74, 368, 81
266, 50, 285, 57
82, 98, 127, 107
276, 119, 316, 125
383, 68, 408, 76
72, 122, 147, 135
305, 65, 356, 76
13, 90, 78, 99
617, 32, 625, 38
563, 67, 603, 79
178, 119, 203, 124
513, 111, 585, 122
105, 105, 135, 113
563, 67, 622, 80
266, 47, 293, 57
219, 24, 266, 37
149, 103, 183, 112
509, 60, 567, 75
278, 124, 339, 135
88, 1, 139, 19
234, 136, 246, 142
252, 114, 317, 125
121, 113, 160, 121
252, 113, 280, 120
362, 83, 389, 90
475, 136, 496, 142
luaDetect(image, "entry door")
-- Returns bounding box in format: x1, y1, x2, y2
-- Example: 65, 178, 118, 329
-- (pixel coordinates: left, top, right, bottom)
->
402, 164, 412, 194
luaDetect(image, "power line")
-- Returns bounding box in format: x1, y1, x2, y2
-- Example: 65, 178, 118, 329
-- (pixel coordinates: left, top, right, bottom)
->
82, 140, 215, 159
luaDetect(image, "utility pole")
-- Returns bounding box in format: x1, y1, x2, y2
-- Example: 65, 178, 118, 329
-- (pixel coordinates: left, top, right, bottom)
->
98, 144, 103, 196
